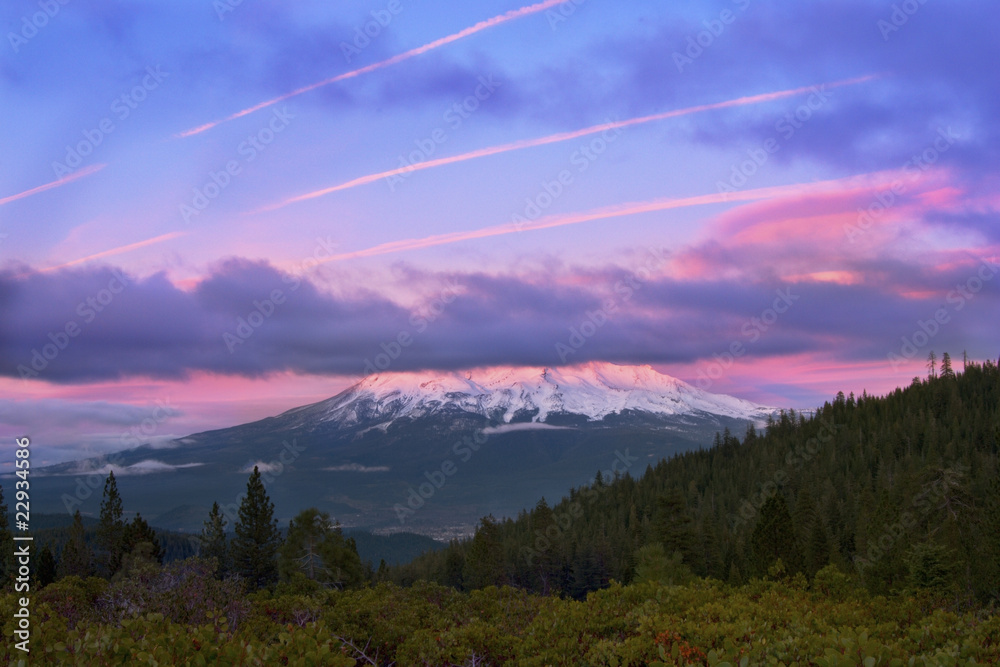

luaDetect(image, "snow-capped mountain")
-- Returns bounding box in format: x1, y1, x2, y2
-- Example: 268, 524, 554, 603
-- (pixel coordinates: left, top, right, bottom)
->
282, 362, 775, 428
30, 362, 781, 532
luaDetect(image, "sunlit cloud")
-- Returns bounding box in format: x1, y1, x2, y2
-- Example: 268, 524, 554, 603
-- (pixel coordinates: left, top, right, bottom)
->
783, 271, 863, 285
175, 0, 570, 138
262, 74, 880, 211
713, 166, 950, 240
669, 166, 992, 288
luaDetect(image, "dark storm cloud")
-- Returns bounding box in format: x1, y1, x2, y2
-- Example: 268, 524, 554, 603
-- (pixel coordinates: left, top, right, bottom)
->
3, 252, 996, 383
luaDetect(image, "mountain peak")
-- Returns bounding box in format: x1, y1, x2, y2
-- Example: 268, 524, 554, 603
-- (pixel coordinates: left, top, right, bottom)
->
302, 362, 774, 428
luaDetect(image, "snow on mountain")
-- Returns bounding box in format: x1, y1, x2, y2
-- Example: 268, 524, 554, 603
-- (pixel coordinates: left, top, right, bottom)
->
286, 362, 776, 427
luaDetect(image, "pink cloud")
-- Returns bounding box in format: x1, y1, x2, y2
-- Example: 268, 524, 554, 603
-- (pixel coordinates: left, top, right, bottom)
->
667, 167, 972, 287
665, 352, 935, 409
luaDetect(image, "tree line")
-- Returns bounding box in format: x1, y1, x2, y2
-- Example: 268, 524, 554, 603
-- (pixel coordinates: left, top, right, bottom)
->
0, 465, 367, 592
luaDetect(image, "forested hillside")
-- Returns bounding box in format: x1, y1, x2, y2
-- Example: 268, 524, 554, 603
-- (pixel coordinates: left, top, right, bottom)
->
394, 356, 1000, 603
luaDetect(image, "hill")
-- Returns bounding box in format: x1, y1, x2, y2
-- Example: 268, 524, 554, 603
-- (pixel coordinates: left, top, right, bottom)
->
395, 356, 1000, 603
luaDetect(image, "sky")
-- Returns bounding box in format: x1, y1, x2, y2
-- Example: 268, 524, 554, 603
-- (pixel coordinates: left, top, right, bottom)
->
1, 0, 998, 466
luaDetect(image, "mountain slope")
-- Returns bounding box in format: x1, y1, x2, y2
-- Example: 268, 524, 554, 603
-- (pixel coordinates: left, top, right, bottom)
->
23, 363, 777, 535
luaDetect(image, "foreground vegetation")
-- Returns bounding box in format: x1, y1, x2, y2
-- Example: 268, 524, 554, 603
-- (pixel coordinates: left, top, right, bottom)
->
3, 563, 1000, 665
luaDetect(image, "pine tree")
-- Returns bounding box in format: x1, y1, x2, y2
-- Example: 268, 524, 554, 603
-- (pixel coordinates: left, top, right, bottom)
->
278, 508, 363, 589
824, 497, 848, 569
528, 498, 560, 594
59, 511, 93, 579
443, 543, 465, 590
699, 512, 724, 579
200, 501, 230, 577
906, 542, 955, 590
123, 513, 163, 564
280, 509, 326, 583
97, 471, 126, 576
37, 544, 57, 587
927, 351, 937, 379
569, 546, 603, 599
231, 466, 281, 588
806, 517, 831, 577
653, 489, 696, 565
464, 515, 503, 589
627, 503, 641, 546
750, 494, 802, 577
940, 352, 955, 378
856, 491, 906, 592
793, 487, 818, 547
375, 558, 390, 583
727, 561, 743, 585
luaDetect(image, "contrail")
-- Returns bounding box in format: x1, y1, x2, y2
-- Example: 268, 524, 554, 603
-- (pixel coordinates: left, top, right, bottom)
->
37, 231, 188, 274
263, 74, 879, 211
176, 0, 570, 138
296, 172, 889, 267
0, 164, 106, 207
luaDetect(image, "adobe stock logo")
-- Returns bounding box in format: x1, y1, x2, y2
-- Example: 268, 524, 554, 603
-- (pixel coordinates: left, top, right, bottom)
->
555, 247, 668, 364
385, 76, 501, 192
877, 0, 929, 40
672, 0, 752, 73
340, 0, 405, 62
180, 107, 294, 223
694, 287, 798, 390
394, 429, 489, 524
887, 256, 999, 371
18, 269, 132, 381
8, 0, 71, 54
52, 66, 168, 178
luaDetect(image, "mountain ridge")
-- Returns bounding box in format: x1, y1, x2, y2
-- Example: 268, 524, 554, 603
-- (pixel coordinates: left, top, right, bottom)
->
278, 361, 776, 430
